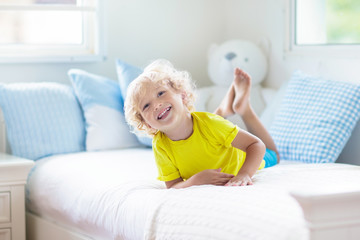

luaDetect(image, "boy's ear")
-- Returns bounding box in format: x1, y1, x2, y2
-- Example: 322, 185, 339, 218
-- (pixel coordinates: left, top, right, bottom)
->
181, 91, 187, 102
181, 92, 187, 104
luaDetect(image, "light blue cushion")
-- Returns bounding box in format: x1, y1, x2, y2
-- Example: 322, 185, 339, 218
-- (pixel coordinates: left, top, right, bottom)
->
68, 69, 140, 151
116, 59, 143, 103
115, 59, 153, 147
0, 82, 85, 160
270, 70, 360, 163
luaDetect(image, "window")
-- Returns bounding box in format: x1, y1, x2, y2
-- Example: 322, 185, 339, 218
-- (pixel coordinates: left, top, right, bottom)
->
285, 0, 360, 57
0, 0, 104, 62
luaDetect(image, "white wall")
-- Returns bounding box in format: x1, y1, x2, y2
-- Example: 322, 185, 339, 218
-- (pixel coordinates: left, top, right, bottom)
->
0, 0, 226, 87
109, 0, 226, 87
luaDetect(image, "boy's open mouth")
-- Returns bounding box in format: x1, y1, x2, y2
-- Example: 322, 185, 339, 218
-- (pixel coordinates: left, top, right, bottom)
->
157, 106, 171, 120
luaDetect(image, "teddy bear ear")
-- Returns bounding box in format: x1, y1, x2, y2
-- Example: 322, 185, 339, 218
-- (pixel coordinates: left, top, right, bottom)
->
257, 38, 271, 59
207, 43, 218, 60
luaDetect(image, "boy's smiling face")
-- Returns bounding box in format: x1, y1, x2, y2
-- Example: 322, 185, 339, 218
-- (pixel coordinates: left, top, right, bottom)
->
139, 81, 187, 134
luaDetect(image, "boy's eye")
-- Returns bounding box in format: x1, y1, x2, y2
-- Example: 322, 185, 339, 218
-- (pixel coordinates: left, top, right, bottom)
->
143, 103, 149, 111
158, 91, 165, 97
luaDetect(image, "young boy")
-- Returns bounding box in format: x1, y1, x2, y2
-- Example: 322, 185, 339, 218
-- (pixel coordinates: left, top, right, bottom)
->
124, 59, 278, 189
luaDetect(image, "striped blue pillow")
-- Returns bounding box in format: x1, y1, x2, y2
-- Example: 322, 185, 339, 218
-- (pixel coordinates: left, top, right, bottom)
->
270, 71, 360, 163
0, 83, 85, 160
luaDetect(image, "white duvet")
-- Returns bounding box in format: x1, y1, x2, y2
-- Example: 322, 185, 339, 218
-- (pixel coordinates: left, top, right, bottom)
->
26, 148, 360, 240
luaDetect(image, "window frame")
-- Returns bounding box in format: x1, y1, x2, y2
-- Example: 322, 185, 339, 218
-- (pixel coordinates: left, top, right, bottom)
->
0, 1, 106, 63
284, 0, 360, 59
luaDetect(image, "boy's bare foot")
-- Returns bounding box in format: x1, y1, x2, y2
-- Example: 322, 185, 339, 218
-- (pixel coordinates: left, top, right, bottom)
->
214, 84, 236, 118
232, 68, 251, 116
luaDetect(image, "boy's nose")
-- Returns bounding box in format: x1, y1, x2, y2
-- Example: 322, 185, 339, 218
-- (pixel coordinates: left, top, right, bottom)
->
154, 102, 162, 111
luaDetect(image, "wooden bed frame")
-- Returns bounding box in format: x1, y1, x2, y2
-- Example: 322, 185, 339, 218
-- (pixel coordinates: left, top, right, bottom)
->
1, 110, 359, 240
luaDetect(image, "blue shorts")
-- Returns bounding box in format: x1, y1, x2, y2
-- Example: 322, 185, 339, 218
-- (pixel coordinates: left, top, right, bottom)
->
264, 149, 278, 168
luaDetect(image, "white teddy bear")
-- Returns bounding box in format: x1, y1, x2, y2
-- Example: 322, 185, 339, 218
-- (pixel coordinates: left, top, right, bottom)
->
195, 39, 272, 129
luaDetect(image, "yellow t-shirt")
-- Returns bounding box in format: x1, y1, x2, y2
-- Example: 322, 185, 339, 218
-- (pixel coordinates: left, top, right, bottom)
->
152, 112, 265, 182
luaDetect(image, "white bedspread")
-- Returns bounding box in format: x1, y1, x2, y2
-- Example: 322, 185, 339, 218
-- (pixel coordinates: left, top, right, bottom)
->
26, 148, 360, 240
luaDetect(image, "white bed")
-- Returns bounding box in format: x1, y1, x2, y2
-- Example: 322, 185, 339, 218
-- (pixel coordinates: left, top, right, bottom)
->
23, 148, 360, 240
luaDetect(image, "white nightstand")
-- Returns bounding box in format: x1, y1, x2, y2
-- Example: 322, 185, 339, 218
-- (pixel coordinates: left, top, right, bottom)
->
0, 153, 34, 240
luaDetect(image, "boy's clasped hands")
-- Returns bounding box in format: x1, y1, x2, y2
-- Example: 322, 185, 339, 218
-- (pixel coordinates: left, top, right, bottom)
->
190, 168, 253, 187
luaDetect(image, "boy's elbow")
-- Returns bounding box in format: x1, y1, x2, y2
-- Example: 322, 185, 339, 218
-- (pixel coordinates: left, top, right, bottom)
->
165, 177, 184, 189
258, 140, 266, 155
253, 138, 266, 152
251, 139, 266, 158
246, 139, 265, 155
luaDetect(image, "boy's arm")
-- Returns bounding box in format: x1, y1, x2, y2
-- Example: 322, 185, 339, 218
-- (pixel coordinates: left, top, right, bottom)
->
166, 168, 234, 189
228, 129, 266, 186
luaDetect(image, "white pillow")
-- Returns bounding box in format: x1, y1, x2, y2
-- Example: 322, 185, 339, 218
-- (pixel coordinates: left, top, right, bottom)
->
68, 69, 140, 151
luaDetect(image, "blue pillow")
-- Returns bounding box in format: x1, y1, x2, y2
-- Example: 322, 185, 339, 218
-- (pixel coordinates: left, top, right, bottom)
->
115, 59, 153, 147
68, 69, 140, 151
116, 59, 143, 103
270, 70, 360, 163
0, 82, 85, 160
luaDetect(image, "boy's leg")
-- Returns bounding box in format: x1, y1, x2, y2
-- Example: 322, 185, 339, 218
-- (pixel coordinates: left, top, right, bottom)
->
232, 68, 279, 162
213, 83, 236, 118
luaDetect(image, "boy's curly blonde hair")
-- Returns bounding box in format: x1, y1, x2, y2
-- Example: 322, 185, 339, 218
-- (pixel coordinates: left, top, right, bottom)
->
124, 59, 196, 136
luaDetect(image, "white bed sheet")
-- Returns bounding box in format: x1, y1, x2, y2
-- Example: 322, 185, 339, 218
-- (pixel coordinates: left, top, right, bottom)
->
26, 148, 360, 240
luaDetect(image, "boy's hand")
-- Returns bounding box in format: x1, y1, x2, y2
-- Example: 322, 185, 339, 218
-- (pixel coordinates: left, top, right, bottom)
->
190, 168, 234, 186
225, 172, 252, 186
